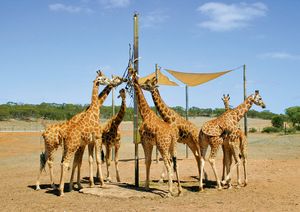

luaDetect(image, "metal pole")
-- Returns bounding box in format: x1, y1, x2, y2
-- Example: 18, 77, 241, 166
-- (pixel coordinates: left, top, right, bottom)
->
155, 64, 159, 164
243, 64, 248, 136
112, 87, 115, 161
133, 12, 139, 187
185, 85, 189, 158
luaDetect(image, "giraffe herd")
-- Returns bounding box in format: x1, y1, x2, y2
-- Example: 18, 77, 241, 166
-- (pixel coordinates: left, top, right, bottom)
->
36, 60, 266, 197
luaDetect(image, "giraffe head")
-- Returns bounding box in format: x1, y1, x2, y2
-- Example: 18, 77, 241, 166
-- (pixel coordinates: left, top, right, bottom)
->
221, 94, 230, 105
95, 70, 111, 86
140, 77, 159, 92
252, 90, 266, 108
111, 74, 128, 87
117, 88, 126, 99
127, 57, 141, 83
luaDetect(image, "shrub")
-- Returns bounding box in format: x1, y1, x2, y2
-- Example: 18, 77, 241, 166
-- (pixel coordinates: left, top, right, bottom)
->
271, 115, 284, 128
286, 127, 296, 134
249, 128, 257, 133
262, 126, 281, 133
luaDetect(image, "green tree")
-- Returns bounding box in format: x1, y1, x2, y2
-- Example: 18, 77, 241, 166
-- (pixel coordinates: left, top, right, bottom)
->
285, 106, 300, 126
271, 115, 284, 128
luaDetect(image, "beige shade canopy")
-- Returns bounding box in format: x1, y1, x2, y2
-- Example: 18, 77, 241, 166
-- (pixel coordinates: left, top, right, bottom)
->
164, 69, 234, 87
138, 69, 178, 86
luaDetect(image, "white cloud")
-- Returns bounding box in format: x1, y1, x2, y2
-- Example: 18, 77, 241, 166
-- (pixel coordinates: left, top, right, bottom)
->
99, 0, 130, 9
259, 52, 300, 60
196, 2, 268, 32
140, 9, 169, 28
49, 3, 93, 13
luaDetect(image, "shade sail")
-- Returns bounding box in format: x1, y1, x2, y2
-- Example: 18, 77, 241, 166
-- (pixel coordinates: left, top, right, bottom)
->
165, 69, 233, 87
138, 69, 178, 86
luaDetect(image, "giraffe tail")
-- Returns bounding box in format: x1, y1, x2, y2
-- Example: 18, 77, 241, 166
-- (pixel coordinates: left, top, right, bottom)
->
40, 152, 46, 171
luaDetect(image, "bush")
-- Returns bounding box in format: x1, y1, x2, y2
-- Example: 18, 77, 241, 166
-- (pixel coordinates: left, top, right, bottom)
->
286, 127, 296, 134
249, 128, 257, 133
271, 115, 284, 128
262, 126, 281, 133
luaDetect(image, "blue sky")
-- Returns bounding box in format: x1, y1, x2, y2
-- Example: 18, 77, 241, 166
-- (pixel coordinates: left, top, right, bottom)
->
1, 0, 299, 115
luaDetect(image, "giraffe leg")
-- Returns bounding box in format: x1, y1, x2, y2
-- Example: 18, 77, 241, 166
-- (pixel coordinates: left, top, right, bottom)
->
88, 144, 95, 187
207, 138, 222, 190
105, 144, 112, 183
69, 145, 85, 191
114, 145, 121, 182
241, 136, 248, 186
36, 150, 50, 190
58, 148, 77, 196
76, 146, 85, 189
199, 135, 209, 191
187, 141, 208, 182
222, 144, 241, 186
161, 153, 172, 197
47, 148, 59, 190
159, 164, 167, 183
95, 139, 104, 186
170, 141, 182, 196
142, 142, 153, 191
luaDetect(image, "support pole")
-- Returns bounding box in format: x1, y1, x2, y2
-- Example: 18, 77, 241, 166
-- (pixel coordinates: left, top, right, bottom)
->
243, 64, 248, 137
185, 85, 189, 158
112, 86, 115, 161
133, 12, 139, 187
155, 64, 159, 164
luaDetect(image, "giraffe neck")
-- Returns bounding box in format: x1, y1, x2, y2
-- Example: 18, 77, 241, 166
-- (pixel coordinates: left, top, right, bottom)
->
224, 101, 230, 111
86, 81, 101, 119
113, 96, 126, 126
230, 95, 254, 122
98, 85, 113, 106
151, 88, 174, 121
133, 80, 153, 120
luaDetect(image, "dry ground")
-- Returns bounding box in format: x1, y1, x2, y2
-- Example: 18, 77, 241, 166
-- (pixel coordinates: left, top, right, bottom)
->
0, 118, 299, 211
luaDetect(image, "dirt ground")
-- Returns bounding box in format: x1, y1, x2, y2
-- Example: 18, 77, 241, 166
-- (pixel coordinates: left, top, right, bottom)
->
0, 118, 299, 211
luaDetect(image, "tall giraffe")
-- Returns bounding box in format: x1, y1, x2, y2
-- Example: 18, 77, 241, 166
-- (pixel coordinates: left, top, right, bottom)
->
199, 91, 266, 191
140, 77, 207, 183
57, 71, 124, 196
221, 94, 248, 187
128, 62, 182, 196
35, 71, 111, 191
101, 88, 126, 182
68, 77, 127, 191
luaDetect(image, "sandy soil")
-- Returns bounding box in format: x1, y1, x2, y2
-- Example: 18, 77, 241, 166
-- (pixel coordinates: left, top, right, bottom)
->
0, 118, 299, 211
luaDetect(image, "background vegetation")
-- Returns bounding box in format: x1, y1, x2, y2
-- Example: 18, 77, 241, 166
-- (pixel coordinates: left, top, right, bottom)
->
0, 101, 292, 121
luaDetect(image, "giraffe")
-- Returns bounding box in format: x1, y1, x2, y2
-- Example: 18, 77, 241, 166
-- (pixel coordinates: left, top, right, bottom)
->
68, 76, 127, 191
35, 71, 112, 191
221, 94, 248, 187
140, 77, 207, 183
128, 61, 182, 197
199, 90, 266, 191
101, 88, 126, 183
56, 71, 124, 196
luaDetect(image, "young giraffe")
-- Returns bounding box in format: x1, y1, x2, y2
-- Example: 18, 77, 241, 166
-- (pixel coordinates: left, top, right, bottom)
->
101, 88, 126, 182
35, 71, 111, 191
221, 94, 248, 187
199, 91, 266, 191
128, 61, 182, 197
140, 77, 207, 183
68, 77, 127, 191
57, 71, 118, 196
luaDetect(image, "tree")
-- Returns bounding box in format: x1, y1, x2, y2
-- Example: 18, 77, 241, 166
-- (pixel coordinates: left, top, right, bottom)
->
285, 106, 300, 126
271, 115, 284, 128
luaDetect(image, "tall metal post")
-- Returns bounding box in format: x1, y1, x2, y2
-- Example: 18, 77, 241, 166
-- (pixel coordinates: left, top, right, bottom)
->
133, 12, 139, 187
185, 85, 189, 158
155, 64, 159, 164
112, 86, 115, 161
243, 64, 248, 136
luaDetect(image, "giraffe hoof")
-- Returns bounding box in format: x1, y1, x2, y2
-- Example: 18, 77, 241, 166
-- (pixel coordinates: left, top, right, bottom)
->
36, 187, 40, 191
217, 187, 223, 191
199, 186, 204, 192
